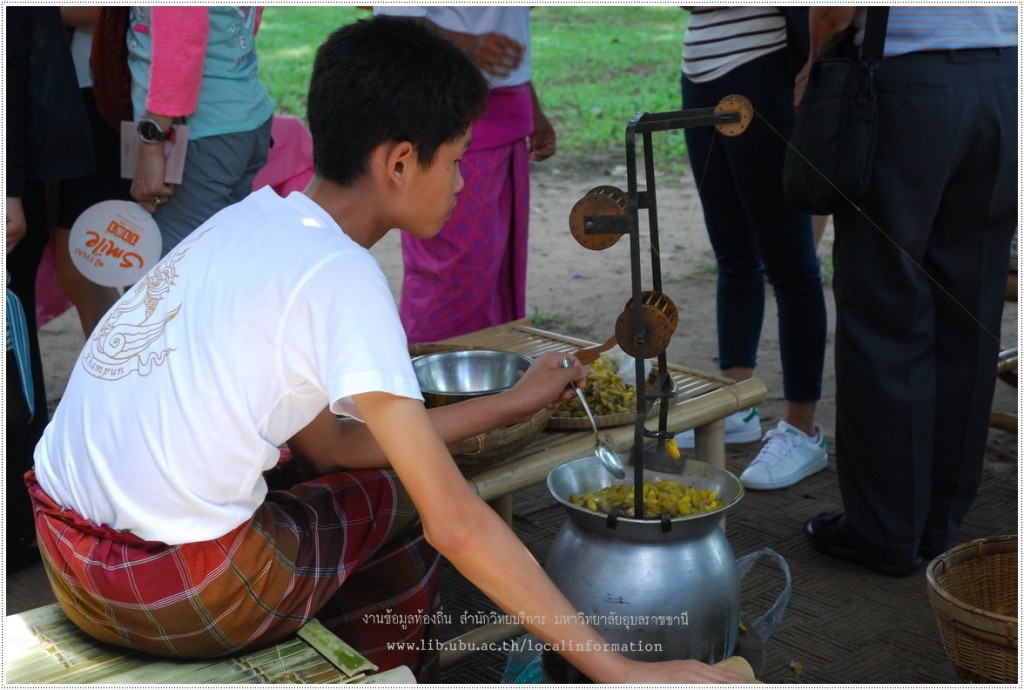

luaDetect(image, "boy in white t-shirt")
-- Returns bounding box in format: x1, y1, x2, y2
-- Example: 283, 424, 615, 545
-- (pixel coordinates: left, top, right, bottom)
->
29, 16, 746, 684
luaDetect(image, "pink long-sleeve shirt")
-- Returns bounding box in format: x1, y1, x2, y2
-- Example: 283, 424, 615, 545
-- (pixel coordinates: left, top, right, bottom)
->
129, 6, 273, 139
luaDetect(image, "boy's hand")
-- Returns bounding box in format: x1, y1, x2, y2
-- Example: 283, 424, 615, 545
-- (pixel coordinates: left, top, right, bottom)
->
502, 351, 589, 423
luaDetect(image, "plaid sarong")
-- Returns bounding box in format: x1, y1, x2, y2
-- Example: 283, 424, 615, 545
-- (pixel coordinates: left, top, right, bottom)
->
26, 464, 441, 680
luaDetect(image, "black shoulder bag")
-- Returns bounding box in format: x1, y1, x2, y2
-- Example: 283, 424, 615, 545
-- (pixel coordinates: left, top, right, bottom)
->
782, 8, 889, 215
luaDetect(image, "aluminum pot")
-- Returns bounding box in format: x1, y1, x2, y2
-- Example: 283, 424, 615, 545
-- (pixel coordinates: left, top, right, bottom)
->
545, 455, 743, 665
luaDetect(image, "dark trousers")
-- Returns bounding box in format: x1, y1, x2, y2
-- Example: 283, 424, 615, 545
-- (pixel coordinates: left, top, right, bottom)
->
6, 181, 50, 557
682, 50, 826, 402
832, 47, 1017, 564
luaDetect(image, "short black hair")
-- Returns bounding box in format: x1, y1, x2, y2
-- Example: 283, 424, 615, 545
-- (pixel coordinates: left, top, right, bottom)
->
307, 15, 489, 186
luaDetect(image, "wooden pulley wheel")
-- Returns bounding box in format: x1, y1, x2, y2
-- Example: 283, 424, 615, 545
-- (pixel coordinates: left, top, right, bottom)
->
568, 185, 629, 250
714, 94, 753, 137
614, 290, 679, 358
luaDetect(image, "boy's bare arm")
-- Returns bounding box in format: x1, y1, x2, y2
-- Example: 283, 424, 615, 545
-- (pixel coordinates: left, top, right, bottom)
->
286, 351, 583, 473
285, 396, 522, 472
354, 391, 747, 684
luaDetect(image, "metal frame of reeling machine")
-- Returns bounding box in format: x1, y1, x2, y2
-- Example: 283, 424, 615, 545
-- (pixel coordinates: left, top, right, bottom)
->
566, 94, 753, 520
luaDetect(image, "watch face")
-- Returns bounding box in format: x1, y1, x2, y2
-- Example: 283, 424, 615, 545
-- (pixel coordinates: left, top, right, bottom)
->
138, 119, 168, 142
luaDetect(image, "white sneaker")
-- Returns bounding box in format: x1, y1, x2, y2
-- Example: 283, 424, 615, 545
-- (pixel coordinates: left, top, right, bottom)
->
675, 407, 761, 449
740, 421, 828, 490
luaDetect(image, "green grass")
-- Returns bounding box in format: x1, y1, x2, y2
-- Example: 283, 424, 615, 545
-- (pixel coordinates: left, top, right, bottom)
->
531, 7, 690, 169
256, 7, 366, 117
256, 6, 691, 171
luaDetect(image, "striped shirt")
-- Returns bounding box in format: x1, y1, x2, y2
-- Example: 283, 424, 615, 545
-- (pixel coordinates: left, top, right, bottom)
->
682, 7, 786, 83
856, 6, 1017, 57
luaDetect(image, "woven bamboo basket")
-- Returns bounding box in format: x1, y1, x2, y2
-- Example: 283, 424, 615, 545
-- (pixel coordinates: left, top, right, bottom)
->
448, 407, 554, 469
548, 367, 660, 430
410, 343, 552, 471
926, 534, 1018, 683
547, 400, 658, 430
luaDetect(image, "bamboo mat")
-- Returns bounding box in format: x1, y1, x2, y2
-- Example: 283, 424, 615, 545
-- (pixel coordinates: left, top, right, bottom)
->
441, 320, 737, 401
4, 604, 415, 684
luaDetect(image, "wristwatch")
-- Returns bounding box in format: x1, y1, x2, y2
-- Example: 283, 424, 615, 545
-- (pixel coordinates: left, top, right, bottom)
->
137, 118, 174, 144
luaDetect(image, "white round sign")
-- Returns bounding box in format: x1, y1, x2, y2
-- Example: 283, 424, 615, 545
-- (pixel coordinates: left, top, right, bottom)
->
68, 200, 161, 287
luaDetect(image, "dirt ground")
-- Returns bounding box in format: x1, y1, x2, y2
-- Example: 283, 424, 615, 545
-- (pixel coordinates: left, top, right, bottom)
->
38, 159, 1019, 474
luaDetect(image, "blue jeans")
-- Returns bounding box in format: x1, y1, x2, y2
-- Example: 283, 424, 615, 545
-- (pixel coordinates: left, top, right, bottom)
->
681, 49, 826, 402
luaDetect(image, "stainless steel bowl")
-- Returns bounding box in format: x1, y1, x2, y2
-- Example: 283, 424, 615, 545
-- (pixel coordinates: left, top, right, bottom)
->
412, 350, 533, 407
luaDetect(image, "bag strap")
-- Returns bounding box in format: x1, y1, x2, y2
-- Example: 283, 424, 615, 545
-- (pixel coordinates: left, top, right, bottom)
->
861, 7, 890, 61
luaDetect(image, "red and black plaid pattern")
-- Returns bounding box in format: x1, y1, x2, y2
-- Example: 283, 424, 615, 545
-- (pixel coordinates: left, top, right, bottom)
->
26, 465, 440, 678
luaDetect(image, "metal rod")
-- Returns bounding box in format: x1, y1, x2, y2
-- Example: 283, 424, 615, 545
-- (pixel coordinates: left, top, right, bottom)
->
620, 107, 741, 519
630, 107, 739, 134
625, 113, 646, 520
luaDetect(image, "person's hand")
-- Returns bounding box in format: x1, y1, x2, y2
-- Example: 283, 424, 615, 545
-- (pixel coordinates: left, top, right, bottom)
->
470, 31, 524, 77
501, 351, 589, 422
528, 111, 556, 162
6, 197, 26, 255
131, 143, 175, 214
621, 657, 751, 684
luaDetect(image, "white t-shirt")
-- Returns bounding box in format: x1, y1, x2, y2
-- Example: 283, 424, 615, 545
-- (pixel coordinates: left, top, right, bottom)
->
34, 187, 422, 544
373, 6, 531, 88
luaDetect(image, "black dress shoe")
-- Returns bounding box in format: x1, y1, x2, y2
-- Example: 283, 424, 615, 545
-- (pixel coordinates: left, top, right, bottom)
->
805, 512, 923, 577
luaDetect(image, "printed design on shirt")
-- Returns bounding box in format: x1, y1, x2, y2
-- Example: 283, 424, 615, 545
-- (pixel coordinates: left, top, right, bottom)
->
228, 7, 258, 66
82, 240, 194, 381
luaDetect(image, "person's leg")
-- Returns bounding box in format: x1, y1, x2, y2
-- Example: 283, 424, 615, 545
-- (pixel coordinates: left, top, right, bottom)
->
52, 227, 120, 337
825, 51, 988, 569
7, 182, 50, 571
681, 73, 765, 378
29, 465, 435, 673
724, 52, 826, 436
681, 56, 828, 484
918, 47, 1017, 556
315, 528, 442, 681
153, 119, 272, 256
674, 71, 768, 449
812, 215, 828, 248
228, 116, 273, 204
54, 87, 131, 337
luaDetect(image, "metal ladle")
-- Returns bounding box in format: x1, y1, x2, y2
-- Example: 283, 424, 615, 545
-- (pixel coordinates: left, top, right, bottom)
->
562, 355, 626, 479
